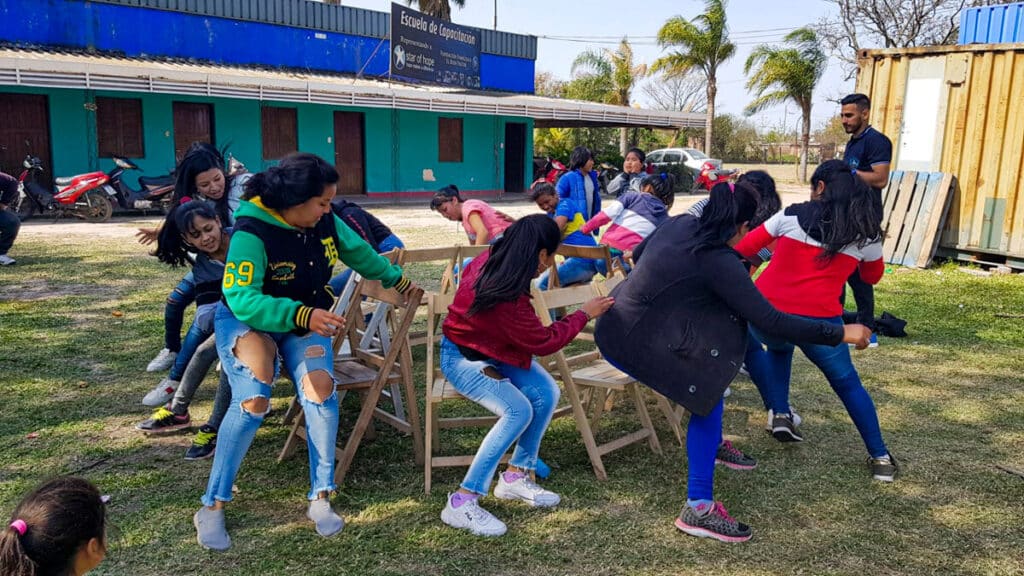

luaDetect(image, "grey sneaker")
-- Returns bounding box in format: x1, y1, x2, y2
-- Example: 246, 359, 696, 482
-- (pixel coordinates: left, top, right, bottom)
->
194, 507, 231, 551
146, 348, 177, 372
765, 408, 802, 431
0, 254, 16, 266
770, 413, 804, 442
868, 453, 899, 482
142, 378, 179, 407
307, 498, 345, 537
715, 440, 757, 471
675, 501, 752, 543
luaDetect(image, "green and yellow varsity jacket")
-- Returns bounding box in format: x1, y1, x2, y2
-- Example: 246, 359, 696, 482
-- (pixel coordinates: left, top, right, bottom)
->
223, 197, 411, 334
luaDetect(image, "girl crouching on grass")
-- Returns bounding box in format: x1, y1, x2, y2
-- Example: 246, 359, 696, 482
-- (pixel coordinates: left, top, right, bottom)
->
194, 153, 415, 551
595, 184, 871, 542
1, 477, 107, 575
136, 201, 231, 435
439, 214, 614, 536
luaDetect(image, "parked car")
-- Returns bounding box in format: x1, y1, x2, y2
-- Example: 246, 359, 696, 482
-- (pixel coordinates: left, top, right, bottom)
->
646, 147, 722, 173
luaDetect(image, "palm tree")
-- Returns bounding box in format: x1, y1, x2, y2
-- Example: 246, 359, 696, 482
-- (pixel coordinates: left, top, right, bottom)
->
652, 0, 735, 156
744, 27, 826, 182
405, 0, 466, 21
571, 39, 648, 155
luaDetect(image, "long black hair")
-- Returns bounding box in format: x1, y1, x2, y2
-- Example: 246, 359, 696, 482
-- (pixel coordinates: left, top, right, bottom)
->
173, 142, 233, 225
641, 172, 677, 208
810, 159, 848, 193
625, 147, 646, 164
814, 167, 882, 261
737, 170, 780, 228
0, 477, 106, 576
468, 214, 561, 316
154, 200, 221, 267
244, 153, 339, 211
693, 181, 759, 253
568, 146, 594, 172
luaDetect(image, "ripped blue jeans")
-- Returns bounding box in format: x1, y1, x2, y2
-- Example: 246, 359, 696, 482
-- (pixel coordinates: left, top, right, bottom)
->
201, 303, 338, 506
439, 337, 560, 496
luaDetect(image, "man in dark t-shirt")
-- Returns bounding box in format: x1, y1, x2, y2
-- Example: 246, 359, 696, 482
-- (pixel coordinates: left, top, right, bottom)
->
840, 93, 893, 344
0, 171, 21, 266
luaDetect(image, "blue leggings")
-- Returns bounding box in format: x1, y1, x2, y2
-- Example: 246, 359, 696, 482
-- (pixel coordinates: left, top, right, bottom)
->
749, 317, 889, 458
686, 398, 724, 502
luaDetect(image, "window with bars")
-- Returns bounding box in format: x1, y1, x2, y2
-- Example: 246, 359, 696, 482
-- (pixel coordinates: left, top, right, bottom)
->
261, 106, 298, 160
96, 97, 145, 158
438, 117, 464, 163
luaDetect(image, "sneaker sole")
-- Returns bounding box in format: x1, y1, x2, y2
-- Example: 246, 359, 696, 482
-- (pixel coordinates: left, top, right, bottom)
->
872, 473, 896, 482
136, 422, 191, 435
674, 517, 751, 543
493, 487, 560, 508
771, 427, 804, 442
440, 508, 506, 537
184, 450, 215, 461
715, 458, 757, 471
141, 394, 176, 408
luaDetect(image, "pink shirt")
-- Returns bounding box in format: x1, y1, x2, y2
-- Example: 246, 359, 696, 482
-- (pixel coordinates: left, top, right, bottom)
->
461, 199, 512, 243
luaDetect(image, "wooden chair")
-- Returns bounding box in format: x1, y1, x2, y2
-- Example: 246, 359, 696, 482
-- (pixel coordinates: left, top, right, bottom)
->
532, 282, 662, 481
398, 245, 488, 348
278, 277, 425, 485
547, 244, 615, 288
422, 291, 511, 493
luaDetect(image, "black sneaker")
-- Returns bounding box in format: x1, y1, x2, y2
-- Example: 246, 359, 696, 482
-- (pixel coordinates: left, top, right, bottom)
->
868, 453, 898, 482
136, 407, 191, 434
185, 425, 217, 461
771, 413, 804, 443
715, 440, 757, 471
675, 501, 752, 543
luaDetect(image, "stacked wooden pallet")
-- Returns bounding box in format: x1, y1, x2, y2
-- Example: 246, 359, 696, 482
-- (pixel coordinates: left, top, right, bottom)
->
881, 171, 958, 268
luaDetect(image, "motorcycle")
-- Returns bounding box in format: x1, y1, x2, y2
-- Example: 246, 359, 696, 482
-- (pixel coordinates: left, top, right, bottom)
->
15, 156, 113, 222
691, 160, 739, 193
597, 162, 621, 197
531, 156, 567, 189
104, 157, 175, 213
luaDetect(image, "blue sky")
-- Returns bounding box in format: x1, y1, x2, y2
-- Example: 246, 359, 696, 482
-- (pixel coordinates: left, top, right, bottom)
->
339, 0, 856, 133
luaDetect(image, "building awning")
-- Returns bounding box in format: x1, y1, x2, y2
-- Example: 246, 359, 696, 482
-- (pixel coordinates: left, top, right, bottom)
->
0, 48, 704, 129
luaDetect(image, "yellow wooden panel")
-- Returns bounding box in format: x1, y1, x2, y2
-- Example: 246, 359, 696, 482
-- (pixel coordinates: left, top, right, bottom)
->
884, 57, 909, 142
940, 56, 972, 246
999, 52, 1024, 252
960, 52, 994, 248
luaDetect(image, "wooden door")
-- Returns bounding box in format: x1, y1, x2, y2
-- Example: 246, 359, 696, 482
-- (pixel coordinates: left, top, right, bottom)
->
173, 102, 214, 161
504, 122, 527, 193
0, 93, 52, 187
334, 111, 365, 195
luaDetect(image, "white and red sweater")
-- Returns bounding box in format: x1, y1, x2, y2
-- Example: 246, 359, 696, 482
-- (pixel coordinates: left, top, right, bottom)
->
735, 202, 883, 319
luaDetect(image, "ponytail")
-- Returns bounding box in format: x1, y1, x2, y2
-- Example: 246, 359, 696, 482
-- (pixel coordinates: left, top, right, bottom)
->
641, 172, 677, 209
244, 153, 339, 211
693, 181, 758, 252
153, 200, 219, 267
0, 477, 106, 576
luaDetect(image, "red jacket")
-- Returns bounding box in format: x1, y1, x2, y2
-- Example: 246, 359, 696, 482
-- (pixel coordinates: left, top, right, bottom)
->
442, 251, 588, 369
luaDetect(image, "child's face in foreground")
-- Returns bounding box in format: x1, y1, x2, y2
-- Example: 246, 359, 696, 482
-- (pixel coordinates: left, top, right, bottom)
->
535, 194, 558, 215
183, 215, 223, 255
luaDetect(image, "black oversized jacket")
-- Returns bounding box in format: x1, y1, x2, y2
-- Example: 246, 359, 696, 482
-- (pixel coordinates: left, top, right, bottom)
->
594, 215, 843, 416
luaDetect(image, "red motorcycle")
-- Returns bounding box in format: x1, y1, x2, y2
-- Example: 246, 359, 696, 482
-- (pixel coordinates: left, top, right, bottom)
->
15, 156, 113, 222
531, 156, 568, 189
691, 160, 739, 192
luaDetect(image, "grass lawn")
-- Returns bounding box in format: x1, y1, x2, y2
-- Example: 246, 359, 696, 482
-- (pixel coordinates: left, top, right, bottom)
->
2, 211, 1024, 576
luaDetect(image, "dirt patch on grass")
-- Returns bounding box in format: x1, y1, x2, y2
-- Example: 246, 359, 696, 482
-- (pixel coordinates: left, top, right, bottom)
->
0, 279, 120, 301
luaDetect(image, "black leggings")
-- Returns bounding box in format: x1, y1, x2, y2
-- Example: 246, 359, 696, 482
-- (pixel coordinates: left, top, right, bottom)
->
0, 208, 20, 254
840, 267, 875, 330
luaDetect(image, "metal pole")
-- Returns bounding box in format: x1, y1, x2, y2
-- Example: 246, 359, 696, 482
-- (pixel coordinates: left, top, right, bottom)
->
493, 0, 497, 29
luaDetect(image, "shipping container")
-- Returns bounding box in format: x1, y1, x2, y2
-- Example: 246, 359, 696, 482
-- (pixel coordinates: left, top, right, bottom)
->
856, 43, 1024, 266
959, 2, 1024, 44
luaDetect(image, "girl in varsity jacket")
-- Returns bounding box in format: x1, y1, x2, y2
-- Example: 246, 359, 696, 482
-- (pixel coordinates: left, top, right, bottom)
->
193, 153, 414, 551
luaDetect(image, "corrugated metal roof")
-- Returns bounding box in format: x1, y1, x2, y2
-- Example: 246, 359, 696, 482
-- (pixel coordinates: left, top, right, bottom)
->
89, 0, 537, 59
959, 2, 1024, 44
0, 48, 702, 129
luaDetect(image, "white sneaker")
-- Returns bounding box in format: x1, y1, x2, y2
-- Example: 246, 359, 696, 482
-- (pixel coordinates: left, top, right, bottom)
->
493, 473, 561, 507
765, 408, 803, 431
440, 494, 507, 537
723, 386, 732, 398
143, 378, 180, 407
0, 254, 16, 266
146, 348, 177, 372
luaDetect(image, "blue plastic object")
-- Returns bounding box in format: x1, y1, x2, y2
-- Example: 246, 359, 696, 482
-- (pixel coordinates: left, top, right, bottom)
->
959, 2, 1024, 44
